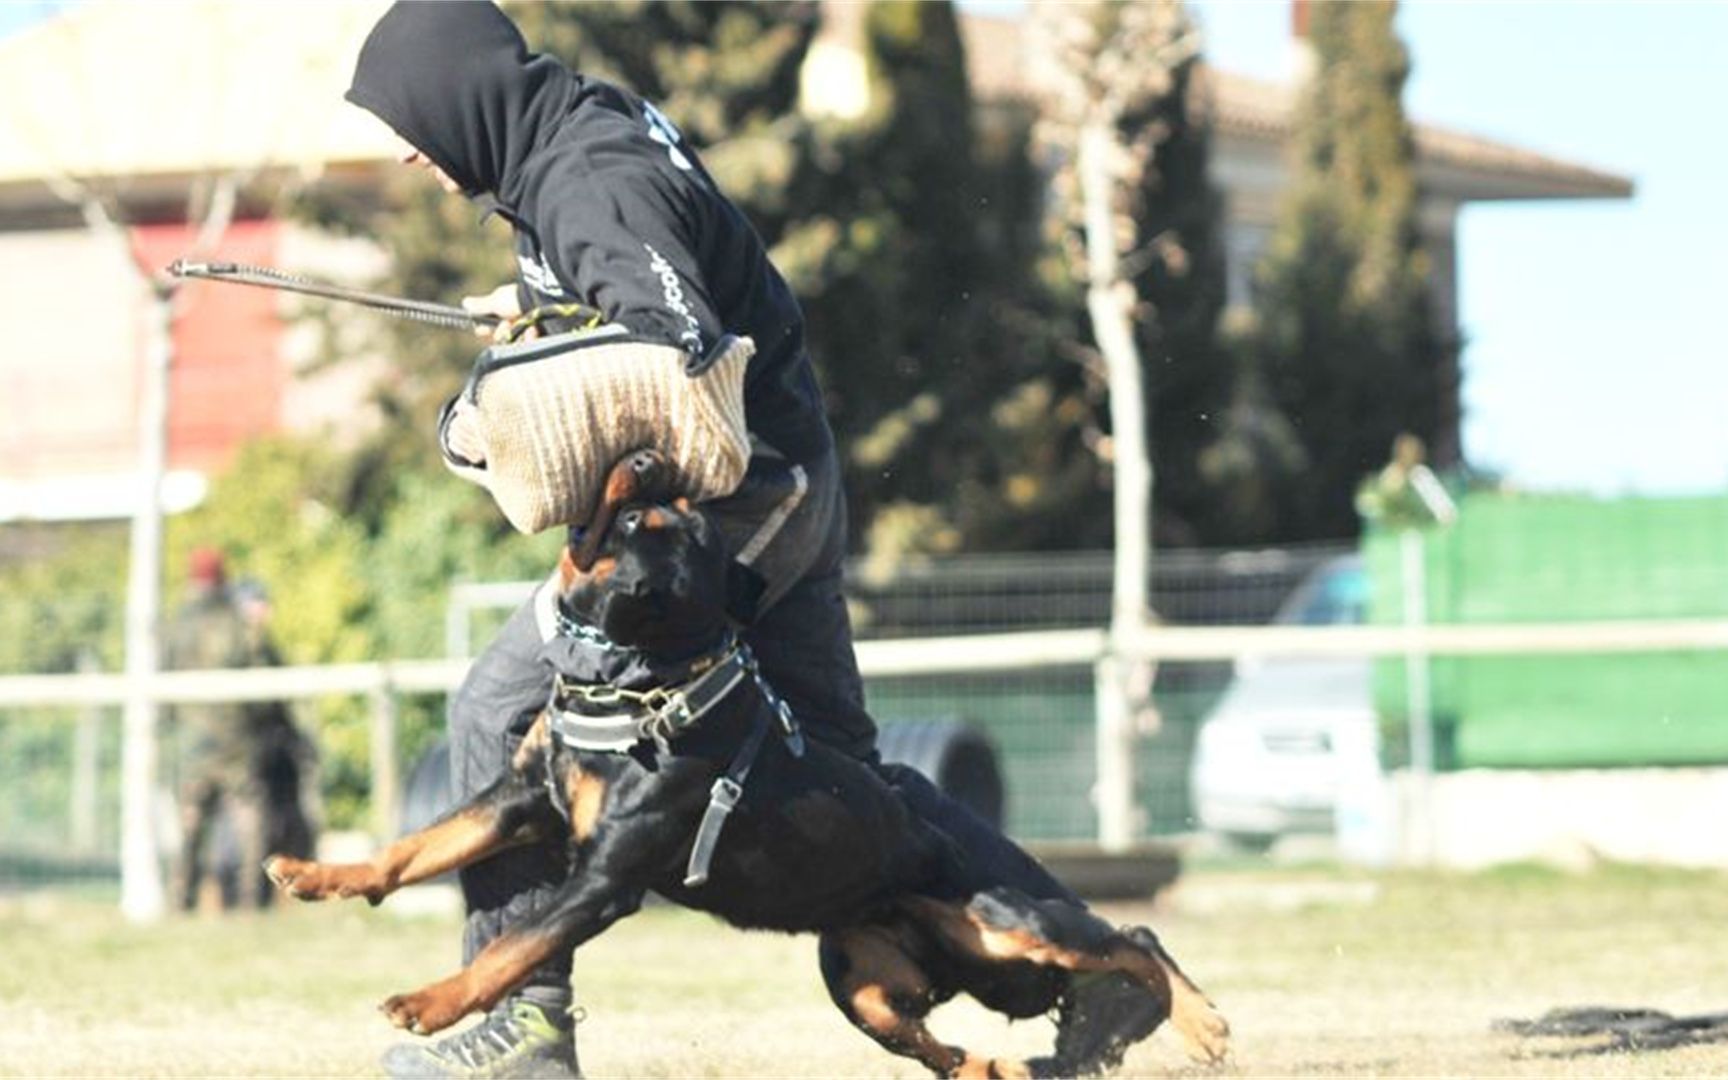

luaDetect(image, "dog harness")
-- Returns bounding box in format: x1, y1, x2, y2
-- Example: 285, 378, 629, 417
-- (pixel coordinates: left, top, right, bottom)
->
546, 639, 805, 888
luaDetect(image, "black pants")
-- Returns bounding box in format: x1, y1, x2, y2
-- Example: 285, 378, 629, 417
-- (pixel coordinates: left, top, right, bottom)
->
449, 447, 1076, 994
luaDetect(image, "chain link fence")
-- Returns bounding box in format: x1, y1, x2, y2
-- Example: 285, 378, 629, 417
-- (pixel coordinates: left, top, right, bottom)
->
0, 544, 1350, 894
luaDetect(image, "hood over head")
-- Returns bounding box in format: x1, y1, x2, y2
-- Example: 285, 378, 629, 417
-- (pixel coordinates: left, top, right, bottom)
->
345, 1, 579, 202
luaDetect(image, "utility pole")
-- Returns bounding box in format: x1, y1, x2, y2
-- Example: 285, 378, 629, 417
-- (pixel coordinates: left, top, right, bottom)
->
119, 273, 177, 923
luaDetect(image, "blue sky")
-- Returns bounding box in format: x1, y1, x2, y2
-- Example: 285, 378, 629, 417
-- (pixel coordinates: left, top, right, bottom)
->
1190, 0, 1728, 497
6, 1, 1722, 495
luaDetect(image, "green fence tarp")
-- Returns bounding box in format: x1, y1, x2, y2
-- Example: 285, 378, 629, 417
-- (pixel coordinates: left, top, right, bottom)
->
1366, 493, 1728, 769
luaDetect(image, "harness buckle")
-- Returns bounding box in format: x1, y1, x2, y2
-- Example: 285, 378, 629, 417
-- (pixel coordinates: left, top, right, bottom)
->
710, 775, 743, 812
642, 688, 695, 753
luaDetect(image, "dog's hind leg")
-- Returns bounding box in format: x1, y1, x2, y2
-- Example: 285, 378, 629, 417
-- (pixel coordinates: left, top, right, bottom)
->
907, 891, 1230, 1068
819, 925, 1027, 1079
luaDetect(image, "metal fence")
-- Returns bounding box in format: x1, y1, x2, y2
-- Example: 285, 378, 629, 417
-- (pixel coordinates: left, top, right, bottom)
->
0, 544, 1345, 897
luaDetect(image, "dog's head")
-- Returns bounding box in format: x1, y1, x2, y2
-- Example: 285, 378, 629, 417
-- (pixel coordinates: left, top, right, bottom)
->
555, 451, 733, 659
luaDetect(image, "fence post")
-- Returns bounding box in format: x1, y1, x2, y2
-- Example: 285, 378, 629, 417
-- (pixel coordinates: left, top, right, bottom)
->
1093, 653, 1137, 851
118, 283, 175, 924
72, 650, 103, 855
370, 678, 400, 842
1401, 528, 1435, 864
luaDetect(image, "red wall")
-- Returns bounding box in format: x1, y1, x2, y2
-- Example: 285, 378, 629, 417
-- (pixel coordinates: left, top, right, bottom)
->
131, 219, 285, 474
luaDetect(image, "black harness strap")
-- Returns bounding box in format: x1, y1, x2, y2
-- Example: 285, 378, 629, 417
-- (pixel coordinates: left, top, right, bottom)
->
682, 704, 773, 888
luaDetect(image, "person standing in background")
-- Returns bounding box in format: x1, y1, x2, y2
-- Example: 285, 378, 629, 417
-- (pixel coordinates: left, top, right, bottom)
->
165, 548, 269, 913
233, 578, 319, 908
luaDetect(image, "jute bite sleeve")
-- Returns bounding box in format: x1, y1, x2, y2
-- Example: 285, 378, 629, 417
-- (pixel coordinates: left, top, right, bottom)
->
438, 328, 753, 534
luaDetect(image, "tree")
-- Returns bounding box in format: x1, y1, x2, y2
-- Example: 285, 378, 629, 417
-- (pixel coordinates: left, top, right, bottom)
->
512, 0, 819, 241
1031, 0, 1206, 848
781, 1, 1106, 559
1243, 0, 1446, 542
1119, 42, 1233, 548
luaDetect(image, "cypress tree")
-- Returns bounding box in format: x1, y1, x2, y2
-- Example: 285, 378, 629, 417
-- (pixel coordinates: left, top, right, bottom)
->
776, 0, 982, 555
782, 0, 1102, 558
1247, 0, 1444, 541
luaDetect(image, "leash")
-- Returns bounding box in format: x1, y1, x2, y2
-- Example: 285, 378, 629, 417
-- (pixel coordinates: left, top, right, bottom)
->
169, 260, 612, 341
167, 259, 498, 331
546, 639, 806, 888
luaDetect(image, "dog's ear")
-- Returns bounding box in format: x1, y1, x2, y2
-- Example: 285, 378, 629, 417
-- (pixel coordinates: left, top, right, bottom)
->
725, 560, 766, 625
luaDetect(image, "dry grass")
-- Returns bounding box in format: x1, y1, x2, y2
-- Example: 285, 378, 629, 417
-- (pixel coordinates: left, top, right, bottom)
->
1, 861, 1725, 1077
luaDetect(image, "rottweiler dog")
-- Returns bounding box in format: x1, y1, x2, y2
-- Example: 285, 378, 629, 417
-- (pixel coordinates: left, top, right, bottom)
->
265, 451, 1228, 1078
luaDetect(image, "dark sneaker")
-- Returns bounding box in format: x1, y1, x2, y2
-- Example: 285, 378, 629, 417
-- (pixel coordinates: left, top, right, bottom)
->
1031, 927, 1167, 1077
380, 998, 581, 1079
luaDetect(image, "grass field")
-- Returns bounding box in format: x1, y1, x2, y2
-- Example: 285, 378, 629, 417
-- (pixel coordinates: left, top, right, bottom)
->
2, 861, 1726, 1077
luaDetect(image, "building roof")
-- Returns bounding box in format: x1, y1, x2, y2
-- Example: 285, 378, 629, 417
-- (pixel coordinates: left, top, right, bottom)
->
0, 0, 394, 208
956, 13, 1633, 203
0, 2, 1631, 212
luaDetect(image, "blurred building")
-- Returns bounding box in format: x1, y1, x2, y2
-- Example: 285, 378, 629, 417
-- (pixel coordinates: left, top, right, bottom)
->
0, 1, 1631, 525
806, 5, 1634, 468
0, 0, 395, 524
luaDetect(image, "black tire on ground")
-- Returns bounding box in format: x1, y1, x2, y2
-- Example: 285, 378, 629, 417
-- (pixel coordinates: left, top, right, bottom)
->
876, 718, 1005, 831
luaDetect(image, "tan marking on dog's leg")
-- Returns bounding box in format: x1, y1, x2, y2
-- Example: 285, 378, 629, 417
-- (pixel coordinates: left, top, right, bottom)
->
366, 802, 526, 893
905, 898, 1230, 1065
826, 926, 1020, 1079
952, 1057, 1032, 1079
565, 770, 608, 842
832, 929, 960, 1074
1138, 937, 1232, 1064
906, 898, 1141, 976
847, 984, 966, 1076
510, 713, 553, 773
383, 928, 565, 1035
267, 801, 504, 904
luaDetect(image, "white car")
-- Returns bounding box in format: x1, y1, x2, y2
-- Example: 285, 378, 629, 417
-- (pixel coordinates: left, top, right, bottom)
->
1189, 555, 1381, 848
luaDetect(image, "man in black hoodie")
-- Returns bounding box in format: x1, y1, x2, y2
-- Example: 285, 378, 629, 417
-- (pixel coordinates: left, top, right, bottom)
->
345, 4, 1162, 1078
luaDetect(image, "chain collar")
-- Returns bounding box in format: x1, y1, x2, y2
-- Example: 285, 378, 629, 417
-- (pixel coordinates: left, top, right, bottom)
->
549, 638, 756, 754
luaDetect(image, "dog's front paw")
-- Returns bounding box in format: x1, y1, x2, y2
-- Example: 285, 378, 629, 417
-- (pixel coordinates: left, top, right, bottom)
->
381, 983, 472, 1036
263, 855, 384, 904
1174, 995, 1231, 1066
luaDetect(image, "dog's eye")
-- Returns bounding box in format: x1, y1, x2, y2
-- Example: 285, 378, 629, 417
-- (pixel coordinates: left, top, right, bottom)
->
619, 510, 643, 534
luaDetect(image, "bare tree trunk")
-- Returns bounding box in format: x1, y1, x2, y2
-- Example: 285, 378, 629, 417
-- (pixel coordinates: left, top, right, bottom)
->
1034, 0, 1199, 850
1079, 119, 1153, 851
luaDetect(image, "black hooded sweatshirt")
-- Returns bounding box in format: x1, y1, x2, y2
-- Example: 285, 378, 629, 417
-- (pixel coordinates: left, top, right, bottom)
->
346, 0, 832, 465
